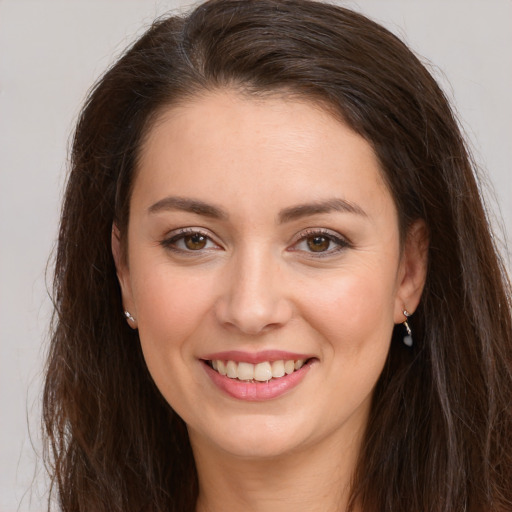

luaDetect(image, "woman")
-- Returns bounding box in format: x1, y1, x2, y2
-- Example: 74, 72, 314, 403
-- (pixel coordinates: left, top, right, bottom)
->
43, 0, 512, 511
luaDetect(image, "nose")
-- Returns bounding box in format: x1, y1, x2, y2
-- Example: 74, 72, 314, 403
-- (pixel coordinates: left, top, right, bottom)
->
214, 247, 293, 335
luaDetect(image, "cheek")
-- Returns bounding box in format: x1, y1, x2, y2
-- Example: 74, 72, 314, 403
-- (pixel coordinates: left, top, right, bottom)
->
300, 270, 396, 421
298, 266, 397, 353
129, 262, 219, 415
131, 260, 216, 356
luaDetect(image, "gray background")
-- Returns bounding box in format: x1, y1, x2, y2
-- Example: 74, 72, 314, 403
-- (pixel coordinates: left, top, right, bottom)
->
1, 1, 510, 510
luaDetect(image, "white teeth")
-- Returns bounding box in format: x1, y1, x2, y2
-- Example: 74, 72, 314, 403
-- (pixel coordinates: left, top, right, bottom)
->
284, 360, 295, 374
210, 358, 308, 381
217, 360, 227, 376
237, 362, 254, 381
271, 360, 285, 378
254, 362, 273, 382
226, 360, 238, 378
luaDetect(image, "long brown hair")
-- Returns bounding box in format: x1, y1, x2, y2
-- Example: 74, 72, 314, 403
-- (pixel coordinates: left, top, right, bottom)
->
43, 1, 512, 510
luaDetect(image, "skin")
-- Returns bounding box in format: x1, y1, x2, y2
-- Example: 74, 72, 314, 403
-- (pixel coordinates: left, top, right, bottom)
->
113, 90, 428, 512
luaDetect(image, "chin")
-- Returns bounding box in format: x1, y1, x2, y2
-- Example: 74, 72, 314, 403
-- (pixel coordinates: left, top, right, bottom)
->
219, 436, 303, 460
189, 414, 311, 460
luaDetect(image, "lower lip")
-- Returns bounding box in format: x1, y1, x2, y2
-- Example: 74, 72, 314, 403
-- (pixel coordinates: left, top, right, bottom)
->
202, 360, 314, 401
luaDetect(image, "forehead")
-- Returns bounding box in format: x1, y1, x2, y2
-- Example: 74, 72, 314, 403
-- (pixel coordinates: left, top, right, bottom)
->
133, 90, 394, 221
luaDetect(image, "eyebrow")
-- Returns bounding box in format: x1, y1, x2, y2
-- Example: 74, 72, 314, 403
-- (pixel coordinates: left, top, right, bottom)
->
148, 196, 366, 222
277, 198, 367, 223
148, 196, 228, 219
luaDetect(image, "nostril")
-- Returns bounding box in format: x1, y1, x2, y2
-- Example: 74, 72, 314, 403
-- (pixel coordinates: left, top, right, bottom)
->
215, 294, 293, 335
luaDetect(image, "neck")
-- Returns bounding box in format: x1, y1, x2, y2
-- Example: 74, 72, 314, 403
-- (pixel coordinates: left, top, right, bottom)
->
192, 430, 362, 512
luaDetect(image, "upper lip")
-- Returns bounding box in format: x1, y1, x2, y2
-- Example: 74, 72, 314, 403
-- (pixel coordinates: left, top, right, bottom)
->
201, 350, 315, 364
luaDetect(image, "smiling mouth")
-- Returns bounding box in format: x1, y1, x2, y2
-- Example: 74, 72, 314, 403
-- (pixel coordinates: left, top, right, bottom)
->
205, 359, 311, 382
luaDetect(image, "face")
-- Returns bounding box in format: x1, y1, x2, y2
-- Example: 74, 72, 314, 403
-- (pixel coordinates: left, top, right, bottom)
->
114, 90, 426, 461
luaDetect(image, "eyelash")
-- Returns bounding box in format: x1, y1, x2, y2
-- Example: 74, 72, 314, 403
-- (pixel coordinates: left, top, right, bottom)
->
288, 228, 351, 257
160, 228, 351, 256
160, 228, 220, 254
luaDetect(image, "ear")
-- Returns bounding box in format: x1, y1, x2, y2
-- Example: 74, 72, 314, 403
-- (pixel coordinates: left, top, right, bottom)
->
112, 224, 137, 328
394, 219, 429, 323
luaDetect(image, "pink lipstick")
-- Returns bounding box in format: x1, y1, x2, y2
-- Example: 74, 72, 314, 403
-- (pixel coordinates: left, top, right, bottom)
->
201, 351, 316, 401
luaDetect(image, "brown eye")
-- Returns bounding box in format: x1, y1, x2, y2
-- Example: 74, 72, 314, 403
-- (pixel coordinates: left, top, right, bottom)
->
289, 229, 349, 257
162, 229, 220, 254
184, 233, 208, 250
307, 236, 330, 252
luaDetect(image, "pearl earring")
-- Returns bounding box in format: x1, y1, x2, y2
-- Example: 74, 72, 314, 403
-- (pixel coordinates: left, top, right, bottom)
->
402, 309, 413, 347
